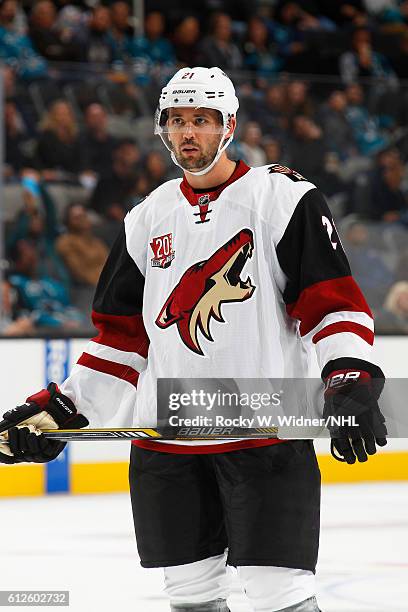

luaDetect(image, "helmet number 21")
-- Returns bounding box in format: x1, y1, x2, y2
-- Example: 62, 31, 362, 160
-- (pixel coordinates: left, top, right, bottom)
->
322, 216, 338, 250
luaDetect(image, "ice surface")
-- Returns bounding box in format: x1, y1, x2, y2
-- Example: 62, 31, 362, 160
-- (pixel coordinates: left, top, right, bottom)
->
0, 482, 407, 611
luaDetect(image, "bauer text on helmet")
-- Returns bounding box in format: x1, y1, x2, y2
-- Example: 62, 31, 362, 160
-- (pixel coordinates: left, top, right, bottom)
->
155, 67, 239, 176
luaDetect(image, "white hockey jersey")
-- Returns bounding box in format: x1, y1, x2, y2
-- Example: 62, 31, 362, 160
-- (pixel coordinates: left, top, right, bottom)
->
61, 161, 374, 453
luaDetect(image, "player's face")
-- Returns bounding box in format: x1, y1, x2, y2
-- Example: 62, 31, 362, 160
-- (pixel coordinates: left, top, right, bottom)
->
167, 107, 226, 171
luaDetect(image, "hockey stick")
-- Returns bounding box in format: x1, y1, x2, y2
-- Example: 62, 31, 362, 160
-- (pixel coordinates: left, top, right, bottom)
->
0, 423, 279, 441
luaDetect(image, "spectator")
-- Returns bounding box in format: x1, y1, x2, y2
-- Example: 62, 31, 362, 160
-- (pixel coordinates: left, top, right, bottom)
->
0, 0, 13, 25
0, 280, 34, 336
129, 11, 175, 68
292, 4, 336, 31
288, 115, 328, 186
379, 1, 408, 27
172, 15, 201, 66
248, 82, 287, 136
36, 100, 83, 178
56, 203, 108, 311
320, 90, 356, 159
4, 100, 33, 177
130, 171, 153, 205
243, 16, 282, 87
2, 62, 15, 97
343, 220, 394, 308
199, 12, 242, 70
6, 171, 70, 288
285, 80, 315, 124
344, 83, 388, 155
55, 4, 87, 44
274, 2, 310, 72
391, 32, 408, 80
318, 1, 368, 27
239, 121, 267, 167
339, 27, 397, 84
2, 64, 37, 132
0, 0, 27, 35
81, 103, 118, 179
7, 239, 84, 330
144, 150, 171, 190
368, 150, 408, 221
109, 0, 132, 61
262, 136, 288, 165
376, 281, 408, 333
104, 78, 147, 129
290, 115, 345, 197
84, 4, 114, 64
29, 0, 83, 62
89, 139, 141, 241
0, 0, 47, 79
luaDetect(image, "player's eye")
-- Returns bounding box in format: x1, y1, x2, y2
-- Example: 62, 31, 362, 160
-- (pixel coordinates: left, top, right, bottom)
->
195, 117, 207, 126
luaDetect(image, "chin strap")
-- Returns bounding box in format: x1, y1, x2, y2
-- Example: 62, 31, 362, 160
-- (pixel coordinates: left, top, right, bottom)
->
176, 131, 233, 176
160, 122, 234, 176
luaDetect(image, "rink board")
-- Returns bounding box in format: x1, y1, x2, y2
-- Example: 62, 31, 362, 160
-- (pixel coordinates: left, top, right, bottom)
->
0, 337, 407, 496
2, 450, 407, 497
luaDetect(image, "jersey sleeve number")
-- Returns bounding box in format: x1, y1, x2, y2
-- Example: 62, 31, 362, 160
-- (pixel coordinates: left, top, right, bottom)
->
322, 216, 338, 250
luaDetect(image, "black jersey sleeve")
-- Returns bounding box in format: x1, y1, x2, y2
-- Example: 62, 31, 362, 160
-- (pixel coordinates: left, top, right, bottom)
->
276, 187, 374, 370
91, 225, 149, 357
60, 225, 149, 426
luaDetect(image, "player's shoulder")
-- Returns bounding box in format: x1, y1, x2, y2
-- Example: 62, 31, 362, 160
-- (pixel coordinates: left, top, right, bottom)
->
248, 163, 316, 217
256, 163, 316, 192
129, 178, 181, 216
125, 177, 181, 228
124, 178, 181, 269
147, 176, 182, 201
251, 164, 327, 244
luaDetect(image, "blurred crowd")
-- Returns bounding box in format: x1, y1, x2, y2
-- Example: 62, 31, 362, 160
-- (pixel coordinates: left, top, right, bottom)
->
2, 1, 408, 82
1, 0, 408, 336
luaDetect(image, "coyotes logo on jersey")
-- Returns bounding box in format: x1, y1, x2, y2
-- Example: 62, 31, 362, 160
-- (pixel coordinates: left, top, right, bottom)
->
156, 229, 256, 355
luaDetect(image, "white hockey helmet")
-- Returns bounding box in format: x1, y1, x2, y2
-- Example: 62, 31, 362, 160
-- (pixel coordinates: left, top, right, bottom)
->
154, 67, 239, 176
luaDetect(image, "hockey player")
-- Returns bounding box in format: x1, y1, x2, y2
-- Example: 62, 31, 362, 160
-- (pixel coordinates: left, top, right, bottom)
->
0, 68, 387, 612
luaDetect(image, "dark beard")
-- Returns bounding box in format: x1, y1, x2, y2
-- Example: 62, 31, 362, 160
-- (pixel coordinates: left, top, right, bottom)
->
176, 150, 214, 170
174, 134, 222, 170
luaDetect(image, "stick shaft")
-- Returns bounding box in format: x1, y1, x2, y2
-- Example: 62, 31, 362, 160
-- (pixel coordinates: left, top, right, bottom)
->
0, 419, 279, 441
39, 426, 279, 441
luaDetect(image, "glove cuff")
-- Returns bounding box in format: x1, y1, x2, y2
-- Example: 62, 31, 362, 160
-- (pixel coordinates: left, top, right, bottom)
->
26, 387, 53, 408
321, 358, 385, 381
322, 358, 385, 400
27, 383, 85, 429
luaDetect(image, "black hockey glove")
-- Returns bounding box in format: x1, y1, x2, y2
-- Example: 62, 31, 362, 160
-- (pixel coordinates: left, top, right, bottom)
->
322, 358, 387, 464
0, 383, 89, 464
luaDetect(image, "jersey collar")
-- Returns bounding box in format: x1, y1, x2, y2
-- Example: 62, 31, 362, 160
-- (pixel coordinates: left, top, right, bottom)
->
179, 160, 251, 207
